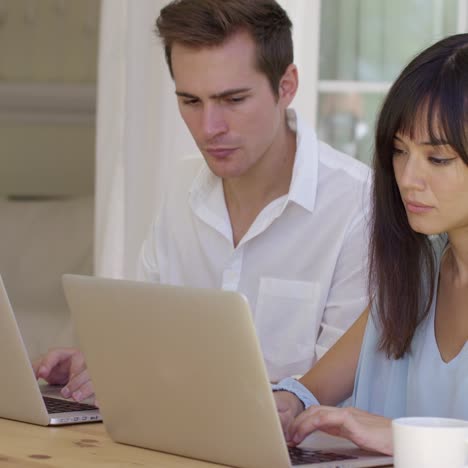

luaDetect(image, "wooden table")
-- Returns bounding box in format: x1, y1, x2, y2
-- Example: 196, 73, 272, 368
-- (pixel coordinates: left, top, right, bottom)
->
0, 417, 394, 468
0, 419, 224, 467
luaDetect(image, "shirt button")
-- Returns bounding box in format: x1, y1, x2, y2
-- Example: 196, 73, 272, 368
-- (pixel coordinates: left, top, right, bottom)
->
222, 269, 239, 290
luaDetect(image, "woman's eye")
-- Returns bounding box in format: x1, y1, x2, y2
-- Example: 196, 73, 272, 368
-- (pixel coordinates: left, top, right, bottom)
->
392, 148, 405, 156
429, 156, 455, 166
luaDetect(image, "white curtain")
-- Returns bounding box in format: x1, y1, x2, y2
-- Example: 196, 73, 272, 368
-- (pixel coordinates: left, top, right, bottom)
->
280, 0, 321, 127
94, 0, 196, 279
94, 0, 320, 279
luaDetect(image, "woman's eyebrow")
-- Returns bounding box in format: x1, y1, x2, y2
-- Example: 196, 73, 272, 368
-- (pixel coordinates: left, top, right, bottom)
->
393, 135, 450, 146
419, 139, 450, 146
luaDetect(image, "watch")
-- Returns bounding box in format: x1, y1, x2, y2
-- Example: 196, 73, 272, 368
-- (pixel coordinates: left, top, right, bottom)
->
271, 377, 319, 410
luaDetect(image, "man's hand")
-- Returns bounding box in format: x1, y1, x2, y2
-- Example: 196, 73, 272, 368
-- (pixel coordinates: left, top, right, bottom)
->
287, 405, 393, 455
273, 391, 304, 440
32, 347, 96, 404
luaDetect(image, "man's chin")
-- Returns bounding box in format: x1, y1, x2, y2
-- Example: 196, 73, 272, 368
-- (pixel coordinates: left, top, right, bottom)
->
204, 159, 246, 180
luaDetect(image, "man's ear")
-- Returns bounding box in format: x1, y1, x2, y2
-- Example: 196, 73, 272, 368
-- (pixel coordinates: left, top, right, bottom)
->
278, 64, 298, 106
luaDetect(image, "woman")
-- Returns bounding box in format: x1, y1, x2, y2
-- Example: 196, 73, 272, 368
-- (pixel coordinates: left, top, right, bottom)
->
273, 33, 468, 455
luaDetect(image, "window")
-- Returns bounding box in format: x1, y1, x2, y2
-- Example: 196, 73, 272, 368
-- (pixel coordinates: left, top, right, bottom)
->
315, 0, 466, 163
281, 0, 467, 163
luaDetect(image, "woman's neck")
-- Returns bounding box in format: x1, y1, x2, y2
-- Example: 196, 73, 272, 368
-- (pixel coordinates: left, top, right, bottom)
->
444, 229, 468, 286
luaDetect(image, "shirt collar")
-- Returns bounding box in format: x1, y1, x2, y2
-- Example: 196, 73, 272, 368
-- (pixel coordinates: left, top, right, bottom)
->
286, 108, 318, 213
189, 163, 233, 241
189, 108, 319, 221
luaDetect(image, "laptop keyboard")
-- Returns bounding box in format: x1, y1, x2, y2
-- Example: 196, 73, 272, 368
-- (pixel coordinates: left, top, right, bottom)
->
43, 396, 98, 414
288, 446, 358, 465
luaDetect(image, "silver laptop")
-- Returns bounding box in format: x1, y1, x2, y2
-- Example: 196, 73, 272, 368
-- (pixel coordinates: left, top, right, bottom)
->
0, 276, 101, 426
63, 274, 393, 467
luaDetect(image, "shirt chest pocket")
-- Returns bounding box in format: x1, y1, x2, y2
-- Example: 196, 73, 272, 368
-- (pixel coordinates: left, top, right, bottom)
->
254, 277, 321, 381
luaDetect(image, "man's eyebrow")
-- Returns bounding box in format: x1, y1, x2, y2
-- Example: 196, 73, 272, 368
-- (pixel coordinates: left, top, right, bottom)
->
393, 135, 450, 146
175, 88, 251, 99
211, 87, 251, 99
175, 91, 198, 99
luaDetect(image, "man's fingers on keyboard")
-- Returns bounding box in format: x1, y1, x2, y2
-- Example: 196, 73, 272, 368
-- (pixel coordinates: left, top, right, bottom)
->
71, 380, 95, 402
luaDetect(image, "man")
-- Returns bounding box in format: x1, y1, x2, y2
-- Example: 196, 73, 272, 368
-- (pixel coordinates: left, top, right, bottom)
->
35, 0, 371, 402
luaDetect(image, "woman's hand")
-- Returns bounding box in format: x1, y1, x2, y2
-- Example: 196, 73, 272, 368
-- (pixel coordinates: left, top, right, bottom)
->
273, 391, 304, 440
288, 405, 393, 455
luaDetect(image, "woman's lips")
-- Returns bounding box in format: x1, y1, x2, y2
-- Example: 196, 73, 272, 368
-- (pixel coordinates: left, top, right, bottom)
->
405, 200, 434, 214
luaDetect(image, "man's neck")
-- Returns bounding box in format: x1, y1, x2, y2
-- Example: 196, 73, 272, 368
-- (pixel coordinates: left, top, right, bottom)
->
223, 125, 297, 247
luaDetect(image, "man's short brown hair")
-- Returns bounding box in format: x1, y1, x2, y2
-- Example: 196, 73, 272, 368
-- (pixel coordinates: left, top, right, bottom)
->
155, 0, 293, 97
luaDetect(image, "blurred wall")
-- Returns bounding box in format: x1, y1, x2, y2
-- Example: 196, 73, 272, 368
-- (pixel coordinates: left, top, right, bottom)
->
0, 0, 99, 197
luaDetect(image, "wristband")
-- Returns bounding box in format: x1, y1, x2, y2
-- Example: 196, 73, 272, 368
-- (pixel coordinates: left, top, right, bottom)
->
271, 377, 319, 410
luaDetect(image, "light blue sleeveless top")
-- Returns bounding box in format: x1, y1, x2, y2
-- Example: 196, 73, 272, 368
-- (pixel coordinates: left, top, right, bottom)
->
352, 242, 468, 420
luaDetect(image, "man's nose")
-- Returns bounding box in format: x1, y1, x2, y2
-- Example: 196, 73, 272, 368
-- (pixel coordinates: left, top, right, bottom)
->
202, 105, 228, 140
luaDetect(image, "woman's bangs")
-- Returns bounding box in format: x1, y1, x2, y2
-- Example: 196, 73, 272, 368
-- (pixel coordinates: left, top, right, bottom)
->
401, 78, 468, 162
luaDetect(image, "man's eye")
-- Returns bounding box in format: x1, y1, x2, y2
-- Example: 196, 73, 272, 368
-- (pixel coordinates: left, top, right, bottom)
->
226, 96, 246, 103
183, 99, 199, 105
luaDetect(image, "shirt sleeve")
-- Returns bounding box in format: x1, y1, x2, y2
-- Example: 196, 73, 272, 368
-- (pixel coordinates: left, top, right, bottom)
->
315, 210, 370, 360
136, 219, 161, 283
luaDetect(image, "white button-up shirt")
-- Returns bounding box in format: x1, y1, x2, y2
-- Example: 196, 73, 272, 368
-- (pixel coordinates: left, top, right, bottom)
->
138, 109, 371, 382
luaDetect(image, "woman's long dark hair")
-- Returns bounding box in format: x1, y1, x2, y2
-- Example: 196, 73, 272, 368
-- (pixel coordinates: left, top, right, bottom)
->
370, 33, 468, 359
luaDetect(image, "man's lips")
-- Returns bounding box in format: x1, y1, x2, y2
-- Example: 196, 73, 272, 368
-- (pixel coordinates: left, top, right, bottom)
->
205, 147, 238, 158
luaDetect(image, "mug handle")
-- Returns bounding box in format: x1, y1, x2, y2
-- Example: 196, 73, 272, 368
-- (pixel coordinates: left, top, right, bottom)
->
465, 436, 468, 468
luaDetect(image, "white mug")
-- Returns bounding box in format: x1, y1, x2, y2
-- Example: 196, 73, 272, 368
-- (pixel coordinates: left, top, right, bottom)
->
392, 417, 468, 468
